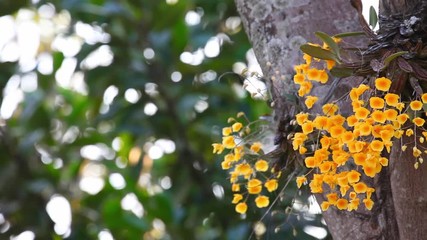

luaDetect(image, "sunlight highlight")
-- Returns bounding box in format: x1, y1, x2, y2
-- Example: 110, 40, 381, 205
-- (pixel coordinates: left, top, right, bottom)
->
46, 195, 72, 237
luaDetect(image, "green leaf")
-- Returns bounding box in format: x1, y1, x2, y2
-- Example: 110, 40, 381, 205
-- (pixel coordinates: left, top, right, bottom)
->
369, 6, 378, 29
330, 67, 354, 78
52, 51, 64, 72
300, 44, 340, 63
0, 0, 28, 16
172, 19, 189, 54
315, 31, 340, 58
333, 31, 365, 38
383, 51, 408, 68
102, 197, 122, 228
123, 213, 150, 231
90, 0, 106, 6
147, 193, 174, 223
52, 234, 63, 240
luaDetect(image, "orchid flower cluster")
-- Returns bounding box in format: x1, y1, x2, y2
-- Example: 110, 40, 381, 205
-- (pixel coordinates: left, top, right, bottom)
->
214, 37, 427, 214
293, 52, 426, 211
212, 113, 280, 214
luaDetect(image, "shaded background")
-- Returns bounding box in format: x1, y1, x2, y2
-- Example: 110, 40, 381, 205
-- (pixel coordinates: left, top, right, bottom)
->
0, 0, 328, 239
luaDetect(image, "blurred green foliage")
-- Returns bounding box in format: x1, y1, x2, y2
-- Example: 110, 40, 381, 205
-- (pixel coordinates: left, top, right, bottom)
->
0, 0, 328, 239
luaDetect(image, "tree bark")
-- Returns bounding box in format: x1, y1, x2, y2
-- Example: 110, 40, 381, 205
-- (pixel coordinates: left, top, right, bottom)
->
235, 0, 427, 239
378, 1, 427, 239
379, 0, 413, 15
390, 138, 427, 240
235, 0, 365, 122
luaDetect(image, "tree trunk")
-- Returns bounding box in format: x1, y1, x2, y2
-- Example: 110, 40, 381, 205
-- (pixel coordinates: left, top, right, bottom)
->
235, 0, 427, 239
234, 0, 365, 122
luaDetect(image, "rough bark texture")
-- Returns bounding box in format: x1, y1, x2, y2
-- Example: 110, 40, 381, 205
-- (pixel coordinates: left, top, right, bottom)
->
234, 0, 364, 122
236, 0, 427, 239
380, 1, 427, 239
390, 138, 427, 240
379, 0, 412, 15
